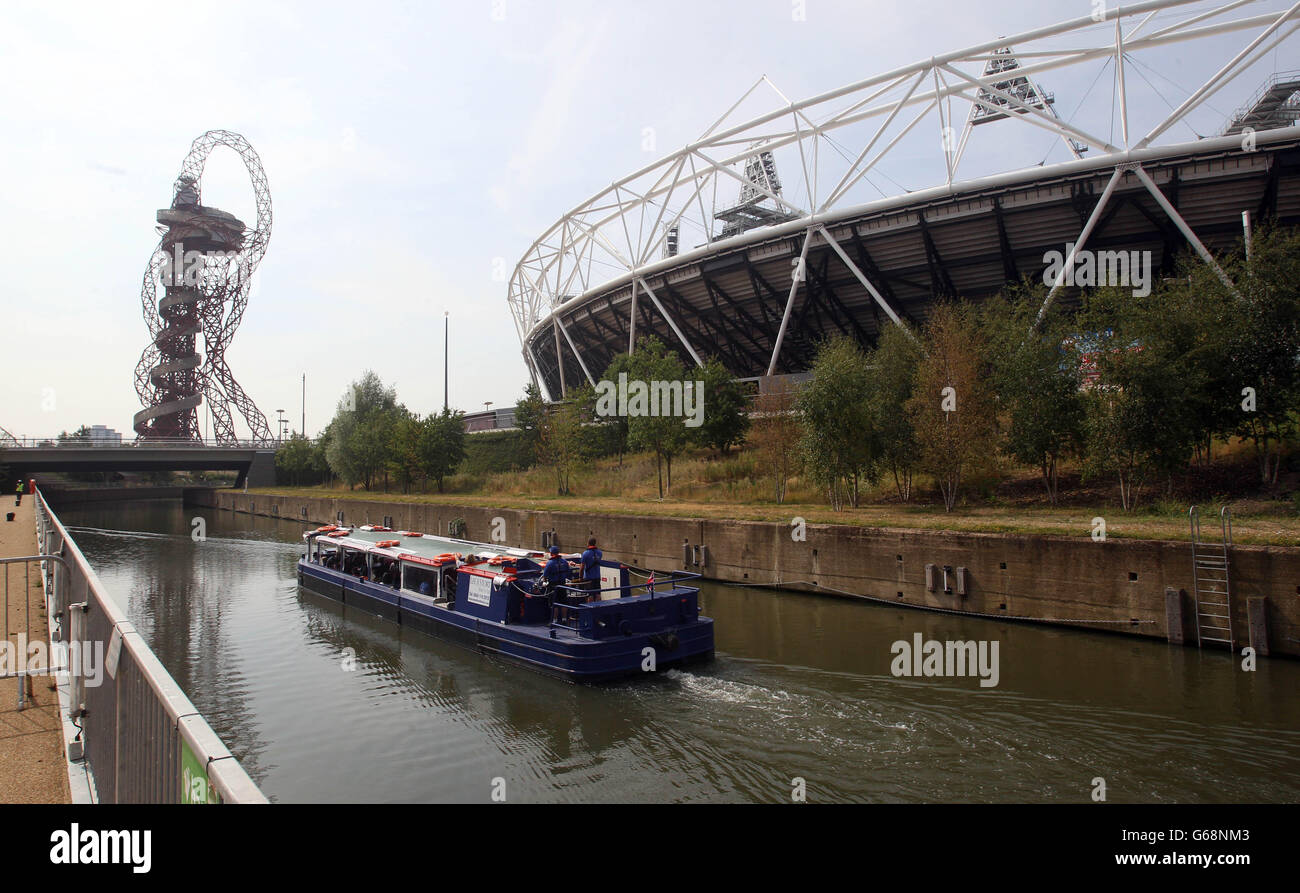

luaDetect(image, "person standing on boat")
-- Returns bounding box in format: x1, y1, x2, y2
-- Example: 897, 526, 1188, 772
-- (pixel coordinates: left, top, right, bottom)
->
543, 545, 569, 606
580, 537, 603, 601
543, 546, 569, 586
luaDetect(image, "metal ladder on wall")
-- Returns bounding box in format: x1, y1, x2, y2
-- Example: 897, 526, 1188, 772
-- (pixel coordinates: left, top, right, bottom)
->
1189, 505, 1234, 649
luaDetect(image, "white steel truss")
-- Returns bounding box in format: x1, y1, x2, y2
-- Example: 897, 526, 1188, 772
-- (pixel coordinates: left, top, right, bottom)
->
509, 0, 1300, 397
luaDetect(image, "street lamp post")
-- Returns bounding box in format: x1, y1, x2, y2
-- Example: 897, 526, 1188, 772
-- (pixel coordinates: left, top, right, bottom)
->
444, 311, 449, 414
276, 409, 285, 445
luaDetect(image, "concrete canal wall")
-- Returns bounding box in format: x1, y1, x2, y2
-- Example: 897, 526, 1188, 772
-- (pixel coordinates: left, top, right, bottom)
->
40, 485, 195, 506
191, 489, 1300, 659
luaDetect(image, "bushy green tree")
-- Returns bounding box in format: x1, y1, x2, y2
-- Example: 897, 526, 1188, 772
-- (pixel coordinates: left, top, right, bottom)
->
324, 371, 399, 490
598, 352, 633, 464
1077, 280, 1228, 503
797, 335, 877, 510
514, 381, 546, 467
624, 336, 691, 498
275, 433, 318, 486
419, 409, 467, 493
387, 410, 422, 493
692, 356, 749, 455
864, 324, 923, 502
984, 290, 1084, 505
1082, 383, 1155, 511
1221, 224, 1300, 484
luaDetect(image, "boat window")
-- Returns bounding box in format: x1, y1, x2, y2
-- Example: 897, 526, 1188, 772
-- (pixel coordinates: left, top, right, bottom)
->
403, 565, 439, 596
341, 548, 367, 576
371, 557, 400, 587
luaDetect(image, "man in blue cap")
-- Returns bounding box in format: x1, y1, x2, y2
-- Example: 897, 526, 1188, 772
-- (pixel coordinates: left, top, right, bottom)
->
542, 545, 570, 606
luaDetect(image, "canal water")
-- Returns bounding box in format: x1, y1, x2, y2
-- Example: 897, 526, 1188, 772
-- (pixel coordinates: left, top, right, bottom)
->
59, 499, 1300, 803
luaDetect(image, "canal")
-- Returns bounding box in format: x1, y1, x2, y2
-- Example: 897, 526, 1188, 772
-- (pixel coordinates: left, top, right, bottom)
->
59, 498, 1300, 803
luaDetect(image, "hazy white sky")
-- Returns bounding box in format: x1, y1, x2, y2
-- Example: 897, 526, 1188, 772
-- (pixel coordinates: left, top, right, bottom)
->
1, 0, 1291, 438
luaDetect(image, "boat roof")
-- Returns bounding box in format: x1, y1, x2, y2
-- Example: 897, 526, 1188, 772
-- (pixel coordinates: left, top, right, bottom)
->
306, 526, 565, 565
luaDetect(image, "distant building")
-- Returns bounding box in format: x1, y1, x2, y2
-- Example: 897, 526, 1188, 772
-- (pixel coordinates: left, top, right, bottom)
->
88, 425, 123, 446
462, 407, 517, 433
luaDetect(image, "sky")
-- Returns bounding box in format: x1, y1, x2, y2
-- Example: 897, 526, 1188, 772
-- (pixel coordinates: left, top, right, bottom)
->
1, 0, 1293, 439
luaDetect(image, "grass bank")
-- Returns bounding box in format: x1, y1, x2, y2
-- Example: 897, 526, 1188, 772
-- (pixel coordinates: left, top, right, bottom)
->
253, 443, 1300, 546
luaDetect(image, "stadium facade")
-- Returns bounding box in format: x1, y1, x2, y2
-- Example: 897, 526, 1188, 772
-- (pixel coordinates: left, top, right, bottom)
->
508, 0, 1300, 400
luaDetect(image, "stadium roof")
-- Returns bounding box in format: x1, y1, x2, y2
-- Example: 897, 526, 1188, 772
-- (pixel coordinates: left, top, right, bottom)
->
507, 0, 1300, 399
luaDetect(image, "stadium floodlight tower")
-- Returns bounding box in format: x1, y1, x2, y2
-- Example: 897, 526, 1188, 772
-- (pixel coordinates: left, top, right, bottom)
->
133, 130, 274, 444
950, 46, 1088, 169
714, 143, 801, 239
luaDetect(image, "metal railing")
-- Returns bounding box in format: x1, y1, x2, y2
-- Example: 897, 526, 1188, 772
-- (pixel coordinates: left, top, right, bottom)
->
1, 554, 70, 708
545, 570, 702, 628
33, 487, 267, 804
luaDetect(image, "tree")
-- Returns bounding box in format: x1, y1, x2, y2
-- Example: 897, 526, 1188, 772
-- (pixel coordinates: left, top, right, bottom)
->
797, 335, 877, 510
692, 356, 750, 455
514, 381, 547, 467
324, 371, 399, 490
984, 290, 1084, 505
275, 433, 318, 486
623, 336, 692, 498
538, 385, 591, 495
1076, 280, 1225, 504
752, 379, 801, 504
1082, 384, 1154, 511
1221, 224, 1300, 485
905, 303, 998, 512
864, 324, 923, 502
387, 410, 422, 494
598, 352, 633, 464
418, 409, 467, 493
309, 438, 331, 484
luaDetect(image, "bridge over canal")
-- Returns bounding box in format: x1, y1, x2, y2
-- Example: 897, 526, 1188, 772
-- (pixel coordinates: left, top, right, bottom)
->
0, 441, 277, 489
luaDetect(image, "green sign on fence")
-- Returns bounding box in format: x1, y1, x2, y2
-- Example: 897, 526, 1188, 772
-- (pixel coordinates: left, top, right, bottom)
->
180, 738, 220, 804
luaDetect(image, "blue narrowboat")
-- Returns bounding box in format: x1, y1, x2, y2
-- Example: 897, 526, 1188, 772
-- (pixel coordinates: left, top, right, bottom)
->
297, 525, 714, 682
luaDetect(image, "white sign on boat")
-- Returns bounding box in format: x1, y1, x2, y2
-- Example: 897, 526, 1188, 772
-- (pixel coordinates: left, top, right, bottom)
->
467, 574, 493, 607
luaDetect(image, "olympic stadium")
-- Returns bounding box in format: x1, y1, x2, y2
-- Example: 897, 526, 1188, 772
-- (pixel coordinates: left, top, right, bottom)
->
508, 0, 1300, 401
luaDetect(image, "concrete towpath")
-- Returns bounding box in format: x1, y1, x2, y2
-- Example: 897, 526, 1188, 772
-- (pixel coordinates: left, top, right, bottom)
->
0, 492, 70, 803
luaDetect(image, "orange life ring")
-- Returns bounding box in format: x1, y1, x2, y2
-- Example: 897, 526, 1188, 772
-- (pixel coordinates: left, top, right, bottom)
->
327, 530, 348, 538
316, 525, 338, 533
400, 531, 424, 537
375, 540, 400, 549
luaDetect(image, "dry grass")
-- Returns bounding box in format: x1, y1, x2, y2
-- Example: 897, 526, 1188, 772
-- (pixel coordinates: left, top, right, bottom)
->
254, 442, 1300, 546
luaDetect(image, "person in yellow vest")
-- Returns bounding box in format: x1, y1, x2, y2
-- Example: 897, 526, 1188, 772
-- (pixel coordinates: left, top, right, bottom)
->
14, 480, 23, 507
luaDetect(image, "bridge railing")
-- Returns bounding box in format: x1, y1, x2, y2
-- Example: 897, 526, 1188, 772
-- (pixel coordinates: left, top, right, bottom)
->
34, 487, 267, 804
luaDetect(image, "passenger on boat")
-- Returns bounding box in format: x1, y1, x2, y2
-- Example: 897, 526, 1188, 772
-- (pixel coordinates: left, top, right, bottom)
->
580, 538, 602, 600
